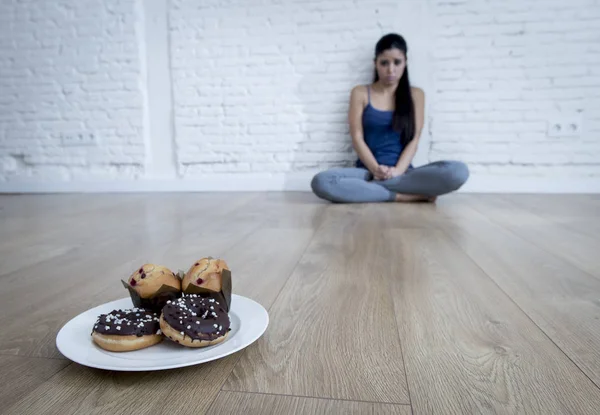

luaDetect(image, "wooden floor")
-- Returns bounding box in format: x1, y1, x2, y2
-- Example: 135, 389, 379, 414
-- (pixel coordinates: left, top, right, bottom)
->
1, 192, 600, 414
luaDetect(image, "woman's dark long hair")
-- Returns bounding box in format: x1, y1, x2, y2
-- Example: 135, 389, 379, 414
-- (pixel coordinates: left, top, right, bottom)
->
373, 34, 415, 147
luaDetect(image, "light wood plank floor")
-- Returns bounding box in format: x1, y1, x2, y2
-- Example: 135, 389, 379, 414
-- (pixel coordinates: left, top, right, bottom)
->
1, 192, 599, 414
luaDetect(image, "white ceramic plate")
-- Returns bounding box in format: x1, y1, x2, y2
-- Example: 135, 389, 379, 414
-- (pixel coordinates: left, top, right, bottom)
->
56, 294, 269, 371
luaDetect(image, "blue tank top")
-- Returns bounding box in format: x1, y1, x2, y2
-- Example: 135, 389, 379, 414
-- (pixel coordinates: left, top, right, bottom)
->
355, 86, 404, 169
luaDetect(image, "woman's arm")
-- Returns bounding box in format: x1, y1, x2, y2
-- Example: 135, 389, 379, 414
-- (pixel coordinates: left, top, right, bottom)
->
348, 86, 385, 178
391, 87, 425, 176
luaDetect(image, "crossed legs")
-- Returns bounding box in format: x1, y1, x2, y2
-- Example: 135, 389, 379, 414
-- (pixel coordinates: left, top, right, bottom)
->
310, 161, 470, 203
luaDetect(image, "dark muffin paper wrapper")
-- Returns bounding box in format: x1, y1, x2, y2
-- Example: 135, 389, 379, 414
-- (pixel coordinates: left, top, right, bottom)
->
121, 280, 182, 312
179, 269, 232, 312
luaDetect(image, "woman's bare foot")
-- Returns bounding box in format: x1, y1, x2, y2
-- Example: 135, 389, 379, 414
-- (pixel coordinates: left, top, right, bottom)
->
394, 193, 437, 203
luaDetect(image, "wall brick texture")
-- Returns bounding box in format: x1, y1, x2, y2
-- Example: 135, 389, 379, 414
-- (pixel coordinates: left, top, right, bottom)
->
1, 0, 599, 187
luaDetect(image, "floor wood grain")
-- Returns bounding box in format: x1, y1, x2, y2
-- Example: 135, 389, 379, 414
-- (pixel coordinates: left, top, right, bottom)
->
467, 195, 600, 280
438, 199, 600, 389
387, 228, 600, 414
1, 193, 600, 414
207, 391, 412, 415
0, 356, 71, 409
223, 205, 410, 403
4, 355, 241, 415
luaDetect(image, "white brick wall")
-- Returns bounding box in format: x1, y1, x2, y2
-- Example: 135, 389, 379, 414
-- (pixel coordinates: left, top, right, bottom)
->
169, 0, 431, 177
430, 0, 600, 178
0, 0, 145, 182
1, 0, 599, 192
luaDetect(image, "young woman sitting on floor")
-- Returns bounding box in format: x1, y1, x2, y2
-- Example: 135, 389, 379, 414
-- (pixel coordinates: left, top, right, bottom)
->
311, 33, 469, 203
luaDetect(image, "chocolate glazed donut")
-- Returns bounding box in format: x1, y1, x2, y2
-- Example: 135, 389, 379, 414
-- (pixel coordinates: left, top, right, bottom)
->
160, 294, 231, 347
91, 308, 163, 352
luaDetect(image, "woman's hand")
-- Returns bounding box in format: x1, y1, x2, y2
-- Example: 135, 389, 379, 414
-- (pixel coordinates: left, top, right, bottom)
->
387, 166, 404, 178
373, 166, 404, 180
372, 165, 391, 180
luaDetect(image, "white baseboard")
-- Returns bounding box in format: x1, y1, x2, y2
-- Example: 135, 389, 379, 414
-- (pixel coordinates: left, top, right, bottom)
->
460, 175, 600, 194
1, 173, 599, 193
0, 173, 316, 193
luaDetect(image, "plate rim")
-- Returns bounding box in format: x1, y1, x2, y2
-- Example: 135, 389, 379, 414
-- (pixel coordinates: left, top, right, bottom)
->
56, 293, 269, 371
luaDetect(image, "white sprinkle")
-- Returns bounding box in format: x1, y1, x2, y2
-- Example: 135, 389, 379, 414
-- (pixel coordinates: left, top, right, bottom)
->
157, 329, 162, 335
116, 326, 121, 331
196, 321, 200, 324
105, 326, 110, 330
219, 325, 222, 330
216, 302, 219, 305
213, 324, 218, 328
209, 299, 215, 303
180, 331, 184, 336
202, 310, 208, 319
210, 306, 214, 310
136, 313, 140, 316
212, 312, 217, 317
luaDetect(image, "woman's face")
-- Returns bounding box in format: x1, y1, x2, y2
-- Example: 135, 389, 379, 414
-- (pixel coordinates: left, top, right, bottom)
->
375, 48, 406, 85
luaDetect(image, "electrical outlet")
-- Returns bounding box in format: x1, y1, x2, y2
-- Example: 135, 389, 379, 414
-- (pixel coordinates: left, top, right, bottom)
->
60, 132, 97, 146
547, 114, 583, 138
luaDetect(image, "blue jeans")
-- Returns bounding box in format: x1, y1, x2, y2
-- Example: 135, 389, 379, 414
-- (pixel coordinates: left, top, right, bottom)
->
310, 160, 469, 203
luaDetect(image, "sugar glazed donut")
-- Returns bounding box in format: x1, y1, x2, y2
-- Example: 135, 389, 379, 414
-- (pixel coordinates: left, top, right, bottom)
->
160, 294, 230, 347
91, 308, 163, 352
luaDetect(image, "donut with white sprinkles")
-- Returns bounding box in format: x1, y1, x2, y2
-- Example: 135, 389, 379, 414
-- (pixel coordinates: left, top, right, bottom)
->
159, 294, 231, 347
91, 308, 163, 352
